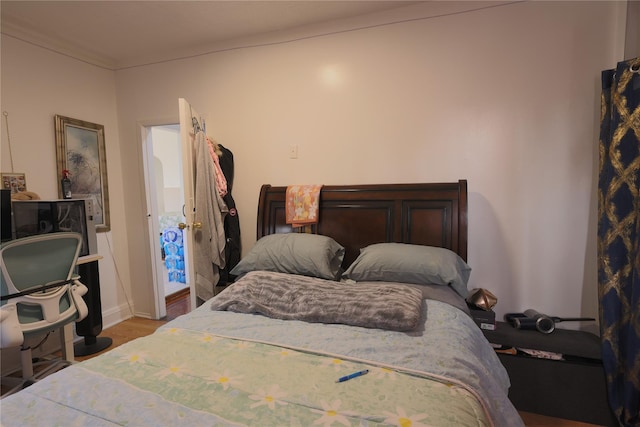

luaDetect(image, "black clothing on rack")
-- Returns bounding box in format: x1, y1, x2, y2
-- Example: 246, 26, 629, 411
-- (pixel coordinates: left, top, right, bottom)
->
218, 144, 240, 285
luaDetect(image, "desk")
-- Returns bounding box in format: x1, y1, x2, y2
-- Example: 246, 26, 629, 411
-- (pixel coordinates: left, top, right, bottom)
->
77, 254, 102, 265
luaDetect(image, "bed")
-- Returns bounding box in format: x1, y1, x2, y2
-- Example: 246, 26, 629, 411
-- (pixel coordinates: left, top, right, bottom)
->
0, 180, 523, 426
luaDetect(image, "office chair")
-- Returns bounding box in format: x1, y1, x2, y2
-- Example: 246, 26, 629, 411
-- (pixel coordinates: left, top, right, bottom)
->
0, 232, 89, 397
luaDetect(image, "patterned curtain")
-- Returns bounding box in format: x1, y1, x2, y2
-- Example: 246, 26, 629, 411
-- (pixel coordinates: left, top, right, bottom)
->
598, 57, 640, 427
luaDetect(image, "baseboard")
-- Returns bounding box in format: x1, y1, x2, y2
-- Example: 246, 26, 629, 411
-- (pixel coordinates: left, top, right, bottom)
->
101, 303, 134, 330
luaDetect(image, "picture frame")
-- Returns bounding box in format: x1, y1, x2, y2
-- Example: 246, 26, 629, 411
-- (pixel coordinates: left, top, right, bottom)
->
1, 172, 27, 194
55, 115, 110, 232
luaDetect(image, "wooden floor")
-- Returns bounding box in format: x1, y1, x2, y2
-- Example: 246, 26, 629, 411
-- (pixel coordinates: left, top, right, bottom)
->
74, 316, 167, 362
165, 287, 191, 321
519, 413, 603, 427
75, 288, 188, 362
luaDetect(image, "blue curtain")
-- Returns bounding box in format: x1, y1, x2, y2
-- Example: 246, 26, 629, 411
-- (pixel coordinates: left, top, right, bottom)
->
598, 57, 640, 427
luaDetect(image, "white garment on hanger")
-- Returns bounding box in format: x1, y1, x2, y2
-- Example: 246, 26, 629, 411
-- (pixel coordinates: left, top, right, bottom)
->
193, 130, 228, 302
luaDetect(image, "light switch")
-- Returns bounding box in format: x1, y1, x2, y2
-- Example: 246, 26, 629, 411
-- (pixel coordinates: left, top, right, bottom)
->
289, 144, 298, 159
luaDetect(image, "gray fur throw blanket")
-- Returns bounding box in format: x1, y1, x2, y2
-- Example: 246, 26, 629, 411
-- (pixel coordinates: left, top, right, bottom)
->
210, 271, 424, 331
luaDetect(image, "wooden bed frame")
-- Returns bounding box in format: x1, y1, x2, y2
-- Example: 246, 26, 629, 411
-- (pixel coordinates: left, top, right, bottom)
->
257, 180, 468, 269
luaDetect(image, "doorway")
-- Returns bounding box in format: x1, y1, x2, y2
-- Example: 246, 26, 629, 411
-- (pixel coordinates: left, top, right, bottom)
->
142, 124, 190, 319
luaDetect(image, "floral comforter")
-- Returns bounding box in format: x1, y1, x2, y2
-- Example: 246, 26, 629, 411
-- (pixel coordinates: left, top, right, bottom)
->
1, 290, 523, 426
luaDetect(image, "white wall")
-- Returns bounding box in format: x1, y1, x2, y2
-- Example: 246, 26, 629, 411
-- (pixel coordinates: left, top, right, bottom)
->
114, 1, 626, 330
1, 1, 632, 332
0, 35, 135, 328
151, 125, 182, 213
0, 34, 130, 370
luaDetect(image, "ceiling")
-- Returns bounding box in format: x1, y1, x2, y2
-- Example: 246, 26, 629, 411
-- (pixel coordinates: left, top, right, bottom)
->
1, 1, 419, 70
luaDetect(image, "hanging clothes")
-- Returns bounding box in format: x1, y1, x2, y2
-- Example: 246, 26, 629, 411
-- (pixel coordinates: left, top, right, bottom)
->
217, 143, 241, 285
193, 130, 228, 302
206, 136, 228, 198
598, 57, 640, 427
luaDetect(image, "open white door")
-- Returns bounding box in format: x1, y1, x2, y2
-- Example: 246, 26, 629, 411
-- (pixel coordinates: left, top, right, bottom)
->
178, 98, 201, 311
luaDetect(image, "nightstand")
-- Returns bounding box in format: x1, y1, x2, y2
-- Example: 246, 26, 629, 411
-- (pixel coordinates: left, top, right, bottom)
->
483, 321, 617, 426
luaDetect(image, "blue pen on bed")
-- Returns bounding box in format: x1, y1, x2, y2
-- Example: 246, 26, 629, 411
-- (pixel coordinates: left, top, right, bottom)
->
336, 369, 369, 383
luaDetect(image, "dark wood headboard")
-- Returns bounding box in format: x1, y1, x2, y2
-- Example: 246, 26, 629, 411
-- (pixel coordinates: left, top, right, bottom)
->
256, 180, 468, 269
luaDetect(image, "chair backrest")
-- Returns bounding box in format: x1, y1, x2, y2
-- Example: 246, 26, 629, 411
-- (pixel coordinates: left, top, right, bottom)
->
1, 232, 82, 296
0, 233, 83, 333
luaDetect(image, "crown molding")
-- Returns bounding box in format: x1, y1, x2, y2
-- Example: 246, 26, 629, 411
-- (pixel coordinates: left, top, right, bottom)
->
1, 19, 117, 70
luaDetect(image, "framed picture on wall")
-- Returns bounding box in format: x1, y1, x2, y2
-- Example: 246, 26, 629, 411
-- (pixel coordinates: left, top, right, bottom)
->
55, 115, 110, 232
1, 172, 27, 194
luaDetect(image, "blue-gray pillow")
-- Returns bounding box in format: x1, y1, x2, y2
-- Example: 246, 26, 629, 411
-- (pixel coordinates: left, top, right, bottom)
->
230, 233, 345, 280
341, 243, 471, 298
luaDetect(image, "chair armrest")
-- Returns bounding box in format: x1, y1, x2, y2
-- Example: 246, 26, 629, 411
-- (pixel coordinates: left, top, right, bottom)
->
70, 280, 89, 321
0, 304, 24, 348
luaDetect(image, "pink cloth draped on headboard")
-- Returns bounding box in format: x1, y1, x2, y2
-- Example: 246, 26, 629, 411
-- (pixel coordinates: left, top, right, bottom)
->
286, 185, 323, 228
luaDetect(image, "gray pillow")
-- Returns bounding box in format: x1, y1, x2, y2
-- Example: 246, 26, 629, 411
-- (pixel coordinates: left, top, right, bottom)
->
341, 243, 471, 298
230, 233, 345, 280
